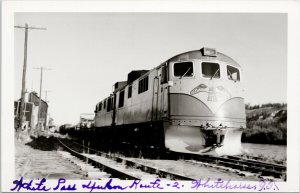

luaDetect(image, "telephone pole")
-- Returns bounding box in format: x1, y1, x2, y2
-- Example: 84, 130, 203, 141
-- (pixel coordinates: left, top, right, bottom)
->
33, 67, 51, 130
14, 24, 46, 131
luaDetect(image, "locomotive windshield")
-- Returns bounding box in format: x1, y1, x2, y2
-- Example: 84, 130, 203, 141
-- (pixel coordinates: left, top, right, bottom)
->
202, 62, 220, 79
174, 62, 193, 77
227, 65, 240, 81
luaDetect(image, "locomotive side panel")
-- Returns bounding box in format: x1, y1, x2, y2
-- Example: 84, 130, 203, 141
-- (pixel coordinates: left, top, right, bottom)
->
121, 69, 158, 125
115, 89, 124, 125
94, 97, 114, 127
94, 102, 103, 127
122, 85, 133, 124
106, 96, 114, 126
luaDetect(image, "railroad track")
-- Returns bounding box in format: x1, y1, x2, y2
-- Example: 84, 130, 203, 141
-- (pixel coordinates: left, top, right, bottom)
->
169, 152, 286, 180
57, 138, 195, 180
228, 155, 286, 173
59, 139, 286, 181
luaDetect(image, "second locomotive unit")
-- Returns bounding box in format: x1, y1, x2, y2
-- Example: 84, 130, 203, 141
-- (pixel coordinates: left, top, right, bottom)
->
79, 47, 246, 156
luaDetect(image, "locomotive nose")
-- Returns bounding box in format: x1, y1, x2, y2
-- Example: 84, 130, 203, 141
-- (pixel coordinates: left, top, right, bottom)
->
164, 125, 206, 153
164, 124, 244, 155
166, 93, 246, 155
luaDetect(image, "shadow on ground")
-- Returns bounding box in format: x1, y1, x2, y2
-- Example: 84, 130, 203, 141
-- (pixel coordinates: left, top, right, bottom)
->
26, 136, 60, 151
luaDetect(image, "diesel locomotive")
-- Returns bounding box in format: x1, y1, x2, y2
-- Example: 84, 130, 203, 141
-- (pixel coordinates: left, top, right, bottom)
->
70, 47, 246, 156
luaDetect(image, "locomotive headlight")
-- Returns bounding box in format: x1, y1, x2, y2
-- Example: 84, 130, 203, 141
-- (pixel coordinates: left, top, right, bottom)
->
201, 47, 217, 57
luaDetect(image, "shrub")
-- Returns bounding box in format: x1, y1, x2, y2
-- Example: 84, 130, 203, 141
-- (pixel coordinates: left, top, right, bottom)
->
242, 103, 287, 145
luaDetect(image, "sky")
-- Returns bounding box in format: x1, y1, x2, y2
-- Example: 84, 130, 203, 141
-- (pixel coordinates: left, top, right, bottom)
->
14, 13, 287, 125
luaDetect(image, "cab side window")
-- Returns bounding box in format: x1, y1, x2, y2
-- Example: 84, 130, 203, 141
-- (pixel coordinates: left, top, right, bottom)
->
174, 62, 193, 77
227, 65, 240, 81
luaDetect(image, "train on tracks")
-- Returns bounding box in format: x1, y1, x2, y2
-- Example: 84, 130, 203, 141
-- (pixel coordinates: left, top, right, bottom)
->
64, 47, 246, 156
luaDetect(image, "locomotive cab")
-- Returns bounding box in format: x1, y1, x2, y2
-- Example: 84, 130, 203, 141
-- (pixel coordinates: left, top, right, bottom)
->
164, 48, 246, 155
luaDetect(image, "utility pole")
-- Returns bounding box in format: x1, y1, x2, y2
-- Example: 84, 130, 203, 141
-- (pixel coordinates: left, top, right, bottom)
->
14, 24, 46, 132
33, 67, 51, 131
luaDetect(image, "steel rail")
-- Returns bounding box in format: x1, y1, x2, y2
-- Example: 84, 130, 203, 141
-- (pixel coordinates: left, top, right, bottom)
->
63, 139, 286, 180
57, 138, 139, 180
227, 155, 286, 171
58, 138, 195, 181
170, 152, 286, 180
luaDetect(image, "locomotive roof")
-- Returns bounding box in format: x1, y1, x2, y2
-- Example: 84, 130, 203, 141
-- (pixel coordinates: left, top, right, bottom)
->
96, 48, 241, 104
162, 49, 241, 68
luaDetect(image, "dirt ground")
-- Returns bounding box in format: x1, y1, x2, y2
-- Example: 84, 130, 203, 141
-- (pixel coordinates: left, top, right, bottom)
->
15, 132, 86, 180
